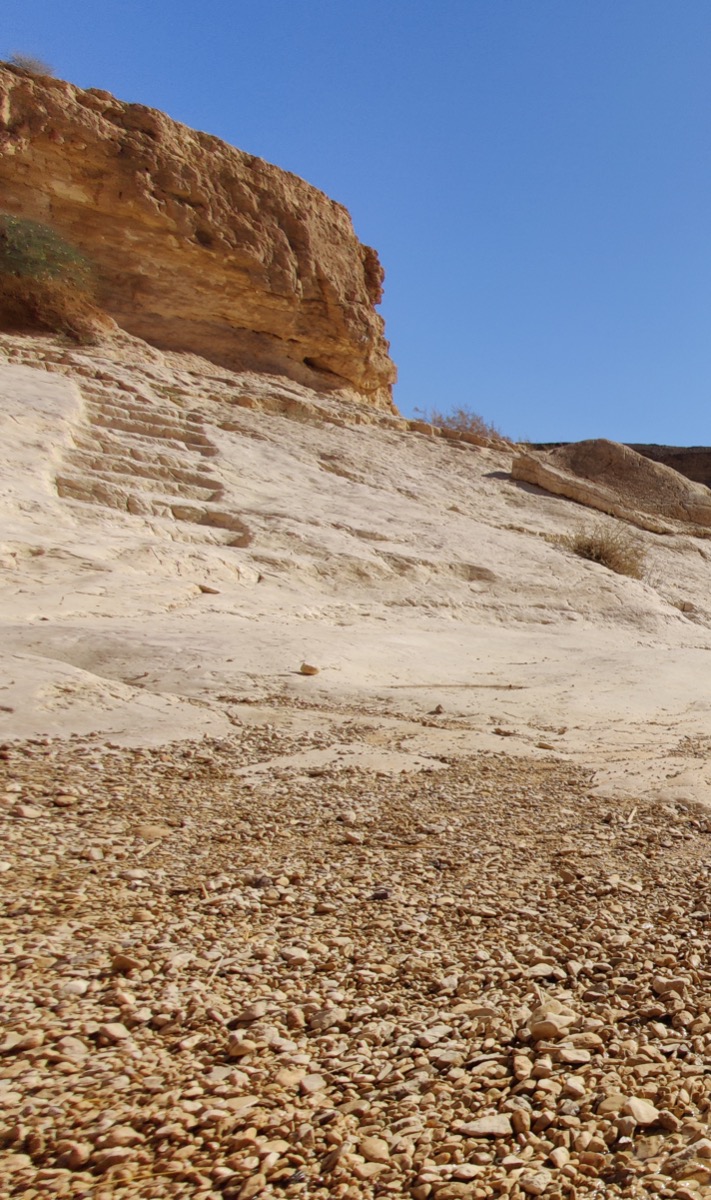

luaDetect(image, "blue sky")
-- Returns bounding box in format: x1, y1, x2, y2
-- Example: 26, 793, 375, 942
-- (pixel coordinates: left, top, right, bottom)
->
5, 1, 711, 442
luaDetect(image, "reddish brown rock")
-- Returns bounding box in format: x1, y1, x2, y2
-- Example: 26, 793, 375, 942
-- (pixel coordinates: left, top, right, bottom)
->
0, 65, 396, 406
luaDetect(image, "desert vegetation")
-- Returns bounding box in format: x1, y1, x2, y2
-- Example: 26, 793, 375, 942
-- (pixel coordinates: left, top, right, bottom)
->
558, 520, 647, 579
3, 53, 55, 77
417, 403, 506, 441
0, 213, 104, 343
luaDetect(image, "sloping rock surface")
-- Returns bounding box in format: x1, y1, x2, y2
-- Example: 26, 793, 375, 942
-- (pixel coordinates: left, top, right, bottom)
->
629, 443, 711, 489
0, 65, 396, 405
513, 439, 711, 533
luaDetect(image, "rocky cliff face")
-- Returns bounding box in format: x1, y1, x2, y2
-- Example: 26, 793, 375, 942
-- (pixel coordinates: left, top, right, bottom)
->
0, 66, 396, 406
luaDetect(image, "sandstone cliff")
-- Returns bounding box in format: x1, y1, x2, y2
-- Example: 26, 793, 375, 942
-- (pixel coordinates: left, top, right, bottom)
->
0, 65, 396, 406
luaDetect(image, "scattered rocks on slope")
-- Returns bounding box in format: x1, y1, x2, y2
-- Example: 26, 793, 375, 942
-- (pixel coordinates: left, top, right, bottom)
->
2, 729, 711, 1199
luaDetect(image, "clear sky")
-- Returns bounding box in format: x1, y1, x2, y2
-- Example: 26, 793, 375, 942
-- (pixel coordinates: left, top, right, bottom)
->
5, 1, 711, 443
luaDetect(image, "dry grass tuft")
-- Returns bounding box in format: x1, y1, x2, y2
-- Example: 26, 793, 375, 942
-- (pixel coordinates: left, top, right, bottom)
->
3, 54, 55, 77
418, 405, 506, 441
558, 522, 647, 579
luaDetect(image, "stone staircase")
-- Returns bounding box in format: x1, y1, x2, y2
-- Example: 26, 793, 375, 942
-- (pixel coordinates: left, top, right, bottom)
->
0, 335, 253, 547
54, 378, 252, 546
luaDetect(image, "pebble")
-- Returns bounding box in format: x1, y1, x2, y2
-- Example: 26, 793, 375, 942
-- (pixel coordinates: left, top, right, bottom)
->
623, 1097, 661, 1125
359, 1136, 390, 1163
461, 1115, 513, 1137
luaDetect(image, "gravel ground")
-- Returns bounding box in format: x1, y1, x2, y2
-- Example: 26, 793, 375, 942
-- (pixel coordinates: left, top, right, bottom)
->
3, 724, 711, 1200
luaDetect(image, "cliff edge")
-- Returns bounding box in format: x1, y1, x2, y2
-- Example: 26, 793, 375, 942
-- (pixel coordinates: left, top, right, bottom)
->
0, 65, 396, 406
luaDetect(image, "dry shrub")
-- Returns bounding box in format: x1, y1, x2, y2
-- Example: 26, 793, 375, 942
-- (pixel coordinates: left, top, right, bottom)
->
0, 274, 105, 344
419, 405, 506, 441
4, 54, 55, 77
559, 522, 646, 579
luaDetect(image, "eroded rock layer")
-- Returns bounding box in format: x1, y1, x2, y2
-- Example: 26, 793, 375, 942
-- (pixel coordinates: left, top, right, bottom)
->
0, 66, 396, 406
629, 445, 711, 490
513, 439, 711, 533
537, 443, 711, 492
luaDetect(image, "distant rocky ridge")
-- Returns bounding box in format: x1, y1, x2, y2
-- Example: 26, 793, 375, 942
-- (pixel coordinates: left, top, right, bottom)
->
514, 439, 711, 534
535, 442, 711, 490
0, 64, 396, 406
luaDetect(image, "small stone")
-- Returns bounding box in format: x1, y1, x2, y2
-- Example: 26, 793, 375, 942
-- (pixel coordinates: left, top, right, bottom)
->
623, 1097, 661, 1126
563, 1075, 587, 1099
309, 1007, 347, 1032
511, 1109, 531, 1135
226, 1036, 257, 1058
98, 1022, 131, 1042
417, 1024, 452, 1048
353, 1162, 385, 1180
61, 979, 90, 996
92, 1147, 135, 1172
359, 1136, 390, 1163
103, 1126, 142, 1147
55, 1141, 92, 1169
513, 1054, 533, 1080
276, 1067, 305, 1087
280, 946, 309, 965
232, 1001, 268, 1024
239, 1176, 267, 1199
226, 1095, 260, 1114
299, 662, 320, 676
55, 1035, 89, 1060
521, 1169, 553, 1195
551, 1045, 590, 1065
111, 953, 142, 973
135, 822, 171, 841
529, 1012, 575, 1041
300, 1073, 327, 1095
652, 976, 687, 996
461, 1115, 513, 1138
12, 803, 42, 818
452, 1164, 482, 1181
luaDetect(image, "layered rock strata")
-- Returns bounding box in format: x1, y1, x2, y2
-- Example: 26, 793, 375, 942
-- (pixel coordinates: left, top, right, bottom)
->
0, 65, 396, 406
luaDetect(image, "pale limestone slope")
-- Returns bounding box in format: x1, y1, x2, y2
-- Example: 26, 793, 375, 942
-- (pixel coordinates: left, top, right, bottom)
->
3, 331, 711, 808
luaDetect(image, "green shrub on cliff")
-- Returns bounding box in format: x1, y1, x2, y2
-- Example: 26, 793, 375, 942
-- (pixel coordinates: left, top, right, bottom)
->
0, 214, 93, 289
0, 213, 102, 343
